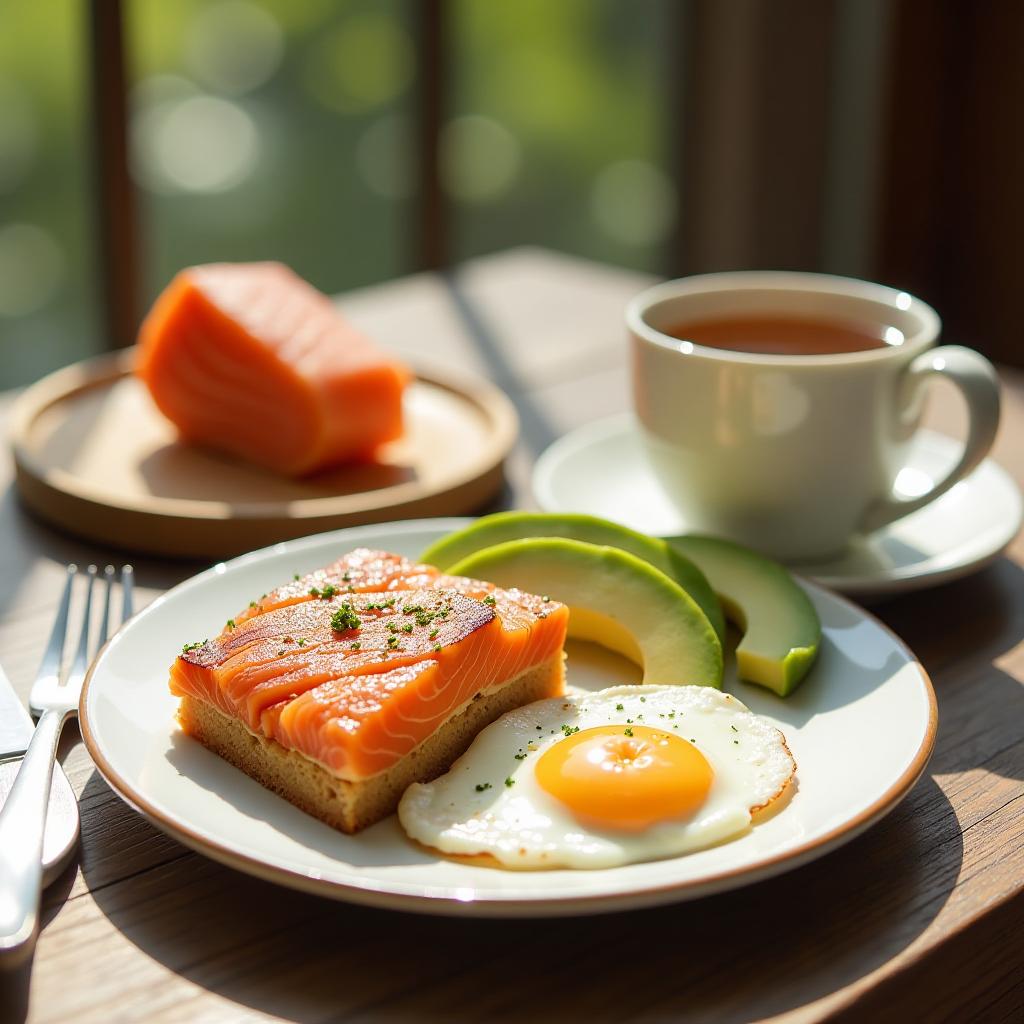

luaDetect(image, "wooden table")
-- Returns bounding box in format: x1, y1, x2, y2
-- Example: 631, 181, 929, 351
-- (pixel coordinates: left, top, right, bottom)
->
2, 249, 1022, 1023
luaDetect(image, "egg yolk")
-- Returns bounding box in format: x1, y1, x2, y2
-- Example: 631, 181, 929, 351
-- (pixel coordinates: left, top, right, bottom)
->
534, 725, 713, 831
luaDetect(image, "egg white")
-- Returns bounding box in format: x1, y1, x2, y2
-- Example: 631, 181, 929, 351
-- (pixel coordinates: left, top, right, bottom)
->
398, 685, 796, 869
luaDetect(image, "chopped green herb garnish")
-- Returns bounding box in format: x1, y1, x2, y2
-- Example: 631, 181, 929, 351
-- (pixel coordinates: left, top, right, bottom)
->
733, 739, 739, 744
542, 595, 550, 602
615, 703, 624, 711
535, 725, 543, 731
561, 724, 580, 737
429, 629, 439, 640
182, 640, 205, 654
342, 572, 351, 582
402, 603, 424, 614
513, 752, 527, 760
387, 636, 401, 650
248, 601, 257, 609
225, 619, 236, 631
504, 776, 515, 788
433, 643, 442, 652
483, 594, 497, 606
623, 727, 634, 737
350, 641, 361, 650
293, 573, 300, 581
626, 718, 633, 724
297, 638, 307, 646
640, 696, 646, 703
330, 604, 361, 632
475, 782, 492, 792
401, 622, 413, 634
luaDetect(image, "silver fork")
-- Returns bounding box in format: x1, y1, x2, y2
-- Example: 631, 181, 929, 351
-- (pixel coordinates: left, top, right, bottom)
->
0, 563, 133, 962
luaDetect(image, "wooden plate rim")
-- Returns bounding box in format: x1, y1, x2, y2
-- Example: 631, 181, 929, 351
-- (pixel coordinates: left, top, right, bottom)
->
9, 351, 519, 523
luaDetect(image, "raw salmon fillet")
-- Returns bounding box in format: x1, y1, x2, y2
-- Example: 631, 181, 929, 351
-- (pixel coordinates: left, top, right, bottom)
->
170, 551, 568, 781
136, 262, 411, 476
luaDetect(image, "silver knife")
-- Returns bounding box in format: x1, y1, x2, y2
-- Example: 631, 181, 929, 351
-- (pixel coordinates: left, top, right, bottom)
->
0, 662, 34, 760
0, 663, 79, 881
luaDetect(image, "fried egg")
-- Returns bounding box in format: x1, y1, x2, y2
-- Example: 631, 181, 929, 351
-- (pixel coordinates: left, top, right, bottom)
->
398, 685, 795, 869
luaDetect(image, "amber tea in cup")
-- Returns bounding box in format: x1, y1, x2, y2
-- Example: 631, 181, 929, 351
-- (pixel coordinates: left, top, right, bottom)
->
662, 313, 896, 357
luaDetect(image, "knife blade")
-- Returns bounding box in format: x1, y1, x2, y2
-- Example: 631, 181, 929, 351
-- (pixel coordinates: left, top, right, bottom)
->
0, 662, 34, 759
0, 660, 81, 881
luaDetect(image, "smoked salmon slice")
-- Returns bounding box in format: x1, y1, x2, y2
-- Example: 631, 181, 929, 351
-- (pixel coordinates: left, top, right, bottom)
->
136, 262, 411, 476
170, 553, 568, 784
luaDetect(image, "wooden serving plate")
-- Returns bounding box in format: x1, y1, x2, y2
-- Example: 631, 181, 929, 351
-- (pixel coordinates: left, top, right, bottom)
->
10, 352, 518, 559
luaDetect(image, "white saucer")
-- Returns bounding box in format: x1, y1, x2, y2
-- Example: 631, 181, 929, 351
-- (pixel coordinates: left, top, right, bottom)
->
533, 414, 1023, 598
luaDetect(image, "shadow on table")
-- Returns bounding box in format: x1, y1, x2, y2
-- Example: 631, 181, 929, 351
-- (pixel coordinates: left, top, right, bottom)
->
136, 444, 417, 504
872, 554, 1024, 675
0, 857, 77, 1024
0, 481, 203, 605
79, 767, 964, 1024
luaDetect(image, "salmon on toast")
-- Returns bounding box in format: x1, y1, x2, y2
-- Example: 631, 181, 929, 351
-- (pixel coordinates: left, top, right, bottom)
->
171, 551, 568, 833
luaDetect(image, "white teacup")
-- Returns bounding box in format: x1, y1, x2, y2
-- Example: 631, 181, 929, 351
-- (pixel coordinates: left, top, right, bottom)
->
629, 271, 1001, 561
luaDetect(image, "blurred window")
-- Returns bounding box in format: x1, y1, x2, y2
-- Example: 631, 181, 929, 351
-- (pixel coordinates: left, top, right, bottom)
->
129, 0, 414, 305
0, 0, 676, 389
0, 2, 97, 388
448, 0, 675, 270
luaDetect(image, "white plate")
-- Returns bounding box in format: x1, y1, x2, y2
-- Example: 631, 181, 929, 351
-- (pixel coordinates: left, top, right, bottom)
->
533, 415, 1023, 598
81, 518, 936, 917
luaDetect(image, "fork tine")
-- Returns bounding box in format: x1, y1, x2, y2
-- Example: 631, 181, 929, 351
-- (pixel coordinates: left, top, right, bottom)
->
67, 565, 98, 686
121, 564, 134, 622
98, 565, 115, 649
35, 565, 77, 688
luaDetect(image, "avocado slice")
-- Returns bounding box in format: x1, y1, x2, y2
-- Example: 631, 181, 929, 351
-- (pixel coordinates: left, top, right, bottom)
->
421, 512, 725, 643
447, 537, 723, 689
665, 535, 821, 696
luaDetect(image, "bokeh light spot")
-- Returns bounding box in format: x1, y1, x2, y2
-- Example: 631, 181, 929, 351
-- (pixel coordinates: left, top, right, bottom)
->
0, 223, 63, 317
304, 15, 412, 113
356, 114, 413, 199
133, 94, 260, 195
441, 115, 521, 204
185, 0, 284, 96
590, 159, 676, 246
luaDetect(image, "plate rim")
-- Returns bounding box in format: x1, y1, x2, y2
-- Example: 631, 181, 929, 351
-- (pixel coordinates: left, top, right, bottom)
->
9, 353, 519, 550
533, 412, 1023, 597
79, 518, 938, 917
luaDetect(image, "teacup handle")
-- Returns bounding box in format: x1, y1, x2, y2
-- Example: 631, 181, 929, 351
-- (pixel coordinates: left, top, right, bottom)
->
860, 345, 1001, 534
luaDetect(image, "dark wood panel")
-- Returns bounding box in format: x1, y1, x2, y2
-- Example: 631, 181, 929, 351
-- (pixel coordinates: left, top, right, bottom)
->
876, 0, 1024, 365
412, 0, 449, 271
87, 0, 140, 350
675, 0, 836, 274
